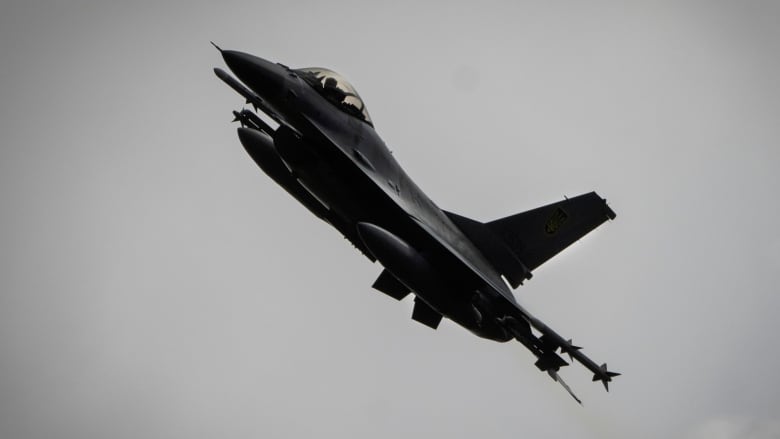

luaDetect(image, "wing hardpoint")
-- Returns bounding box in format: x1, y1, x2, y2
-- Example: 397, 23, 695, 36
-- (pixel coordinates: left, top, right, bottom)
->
446, 192, 615, 287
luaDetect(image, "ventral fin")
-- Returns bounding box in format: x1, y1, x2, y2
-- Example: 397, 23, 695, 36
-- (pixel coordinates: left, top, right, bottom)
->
411, 297, 443, 329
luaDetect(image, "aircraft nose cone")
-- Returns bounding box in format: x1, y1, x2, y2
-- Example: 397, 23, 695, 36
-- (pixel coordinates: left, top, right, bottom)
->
221, 50, 286, 99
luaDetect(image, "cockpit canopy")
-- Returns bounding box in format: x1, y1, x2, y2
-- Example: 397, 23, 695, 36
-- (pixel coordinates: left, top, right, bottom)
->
295, 67, 373, 126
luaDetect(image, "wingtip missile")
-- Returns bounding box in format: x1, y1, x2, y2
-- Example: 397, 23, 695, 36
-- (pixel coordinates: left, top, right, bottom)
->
213, 68, 271, 118
213, 67, 234, 83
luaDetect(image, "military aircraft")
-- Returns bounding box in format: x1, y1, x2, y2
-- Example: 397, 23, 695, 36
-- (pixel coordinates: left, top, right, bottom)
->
213, 44, 619, 404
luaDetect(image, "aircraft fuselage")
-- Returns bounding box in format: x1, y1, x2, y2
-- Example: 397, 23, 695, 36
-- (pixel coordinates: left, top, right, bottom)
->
220, 50, 516, 342
214, 47, 620, 402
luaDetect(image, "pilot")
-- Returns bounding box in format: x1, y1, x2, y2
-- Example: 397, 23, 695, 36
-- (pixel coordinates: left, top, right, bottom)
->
322, 77, 347, 104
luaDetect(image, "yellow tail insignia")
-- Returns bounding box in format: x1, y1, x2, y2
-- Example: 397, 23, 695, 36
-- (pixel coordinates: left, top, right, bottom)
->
545, 207, 569, 235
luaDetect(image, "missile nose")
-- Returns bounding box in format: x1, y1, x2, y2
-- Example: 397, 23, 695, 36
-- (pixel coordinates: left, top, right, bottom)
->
221, 50, 286, 99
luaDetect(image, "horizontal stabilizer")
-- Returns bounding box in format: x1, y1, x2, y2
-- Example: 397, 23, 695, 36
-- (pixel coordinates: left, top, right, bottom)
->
372, 269, 410, 301
411, 297, 442, 329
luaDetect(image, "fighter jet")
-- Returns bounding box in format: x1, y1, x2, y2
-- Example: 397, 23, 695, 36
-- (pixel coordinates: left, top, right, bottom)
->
213, 44, 619, 403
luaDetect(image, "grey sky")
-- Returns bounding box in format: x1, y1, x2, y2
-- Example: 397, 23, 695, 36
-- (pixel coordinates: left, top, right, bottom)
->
1, 1, 779, 438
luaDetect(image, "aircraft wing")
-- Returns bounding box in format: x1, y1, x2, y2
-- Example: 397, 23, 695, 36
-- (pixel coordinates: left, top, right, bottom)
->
408, 216, 521, 306
445, 192, 615, 289
486, 192, 616, 273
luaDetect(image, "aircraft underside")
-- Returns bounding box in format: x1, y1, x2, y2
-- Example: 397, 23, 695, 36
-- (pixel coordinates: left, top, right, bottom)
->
213, 45, 620, 404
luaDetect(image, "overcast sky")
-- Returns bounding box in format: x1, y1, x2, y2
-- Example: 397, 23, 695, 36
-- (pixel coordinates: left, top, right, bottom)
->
1, 1, 779, 438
